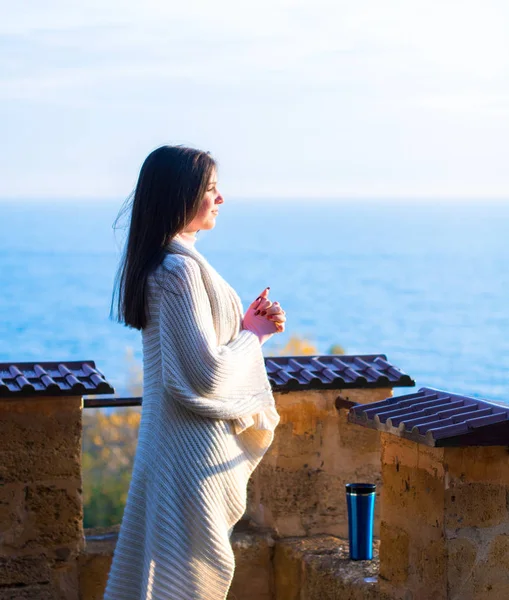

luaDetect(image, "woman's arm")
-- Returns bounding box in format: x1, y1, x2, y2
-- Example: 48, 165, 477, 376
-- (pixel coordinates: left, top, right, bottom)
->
158, 257, 273, 419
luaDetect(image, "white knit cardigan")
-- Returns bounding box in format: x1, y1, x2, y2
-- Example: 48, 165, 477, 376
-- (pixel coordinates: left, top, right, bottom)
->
103, 238, 279, 600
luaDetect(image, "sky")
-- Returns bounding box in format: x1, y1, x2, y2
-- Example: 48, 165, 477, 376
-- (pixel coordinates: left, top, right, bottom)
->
2, 0, 509, 201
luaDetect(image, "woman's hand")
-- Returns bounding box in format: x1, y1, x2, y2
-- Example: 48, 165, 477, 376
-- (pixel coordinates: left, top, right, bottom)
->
243, 288, 286, 344
256, 298, 286, 333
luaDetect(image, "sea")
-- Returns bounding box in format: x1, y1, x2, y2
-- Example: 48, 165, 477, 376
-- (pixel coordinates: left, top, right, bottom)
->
1, 199, 508, 404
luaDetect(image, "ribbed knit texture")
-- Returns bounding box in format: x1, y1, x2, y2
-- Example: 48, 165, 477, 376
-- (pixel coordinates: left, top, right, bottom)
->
103, 238, 279, 600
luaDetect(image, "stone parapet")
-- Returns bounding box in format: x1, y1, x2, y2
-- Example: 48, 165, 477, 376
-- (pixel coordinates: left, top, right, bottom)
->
274, 536, 395, 600
0, 396, 84, 600
247, 389, 391, 538
78, 527, 118, 600
227, 527, 275, 600
80, 527, 395, 600
380, 434, 509, 600
445, 446, 509, 599
80, 525, 275, 600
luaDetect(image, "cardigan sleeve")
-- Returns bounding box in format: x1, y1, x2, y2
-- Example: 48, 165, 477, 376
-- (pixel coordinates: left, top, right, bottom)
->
158, 257, 274, 420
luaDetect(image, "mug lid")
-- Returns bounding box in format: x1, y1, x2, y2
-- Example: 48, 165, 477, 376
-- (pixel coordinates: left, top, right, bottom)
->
345, 483, 376, 495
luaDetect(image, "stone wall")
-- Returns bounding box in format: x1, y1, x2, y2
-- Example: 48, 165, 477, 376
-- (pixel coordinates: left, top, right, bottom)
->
77, 393, 509, 600
445, 445, 509, 599
0, 396, 84, 600
380, 434, 509, 600
12, 386, 509, 599
80, 527, 392, 600
78, 386, 389, 599
246, 388, 390, 538
0, 385, 388, 599
273, 536, 391, 600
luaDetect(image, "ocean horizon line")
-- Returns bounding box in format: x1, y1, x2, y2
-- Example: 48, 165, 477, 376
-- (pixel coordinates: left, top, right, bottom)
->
1, 196, 509, 206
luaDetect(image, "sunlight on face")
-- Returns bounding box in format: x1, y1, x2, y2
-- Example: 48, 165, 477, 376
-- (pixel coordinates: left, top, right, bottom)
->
184, 170, 224, 234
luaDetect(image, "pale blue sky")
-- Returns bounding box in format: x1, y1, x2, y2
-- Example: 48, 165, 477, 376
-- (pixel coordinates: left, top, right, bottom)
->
2, 0, 509, 200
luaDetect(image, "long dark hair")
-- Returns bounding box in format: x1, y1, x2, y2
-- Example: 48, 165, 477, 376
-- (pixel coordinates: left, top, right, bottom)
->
110, 145, 216, 330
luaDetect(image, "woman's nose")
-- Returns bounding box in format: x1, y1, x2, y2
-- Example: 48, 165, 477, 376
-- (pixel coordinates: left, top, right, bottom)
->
216, 192, 224, 204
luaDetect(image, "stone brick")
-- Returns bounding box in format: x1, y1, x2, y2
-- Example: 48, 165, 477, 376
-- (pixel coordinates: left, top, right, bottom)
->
409, 537, 447, 599
381, 519, 446, 599
272, 390, 336, 437
337, 412, 381, 454
263, 423, 320, 466
247, 389, 386, 538
381, 433, 418, 470
273, 539, 305, 600
0, 396, 81, 416
472, 579, 509, 600
228, 530, 274, 600
252, 464, 349, 537
487, 534, 509, 570
381, 462, 445, 533
459, 534, 509, 600
445, 446, 509, 486
0, 585, 54, 600
0, 415, 81, 456
447, 537, 477, 599
472, 555, 509, 600
381, 433, 445, 475
0, 450, 81, 484
0, 555, 51, 586
23, 484, 83, 550
379, 521, 409, 585
445, 483, 507, 530
0, 484, 25, 546
51, 562, 80, 600
78, 552, 113, 600
416, 443, 445, 479
0, 397, 81, 494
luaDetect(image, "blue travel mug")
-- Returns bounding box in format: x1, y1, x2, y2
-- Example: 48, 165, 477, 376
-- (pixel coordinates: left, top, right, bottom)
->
346, 483, 376, 560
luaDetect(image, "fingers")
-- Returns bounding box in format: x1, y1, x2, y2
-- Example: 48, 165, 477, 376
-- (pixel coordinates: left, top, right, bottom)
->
268, 313, 286, 323
265, 304, 284, 316
254, 298, 272, 316
248, 288, 286, 333
249, 287, 270, 310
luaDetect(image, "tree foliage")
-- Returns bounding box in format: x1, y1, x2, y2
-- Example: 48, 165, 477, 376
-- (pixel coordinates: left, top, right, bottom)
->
82, 346, 142, 527
82, 407, 141, 527
267, 335, 346, 357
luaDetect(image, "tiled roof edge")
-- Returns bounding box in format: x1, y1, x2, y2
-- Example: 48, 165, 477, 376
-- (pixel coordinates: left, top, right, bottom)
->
1, 353, 415, 398
348, 386, 509, 447
264, 354, 415, 391
0, 360, 115, 398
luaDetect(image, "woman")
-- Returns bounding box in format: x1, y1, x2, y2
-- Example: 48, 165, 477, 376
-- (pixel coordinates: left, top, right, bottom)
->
105, 145, 286, 600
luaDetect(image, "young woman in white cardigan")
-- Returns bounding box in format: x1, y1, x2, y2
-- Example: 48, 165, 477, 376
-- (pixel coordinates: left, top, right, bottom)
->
106, 145, 286, 600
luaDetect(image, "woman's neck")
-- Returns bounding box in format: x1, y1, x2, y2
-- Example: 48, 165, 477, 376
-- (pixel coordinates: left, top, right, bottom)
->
174, 231, 197, 247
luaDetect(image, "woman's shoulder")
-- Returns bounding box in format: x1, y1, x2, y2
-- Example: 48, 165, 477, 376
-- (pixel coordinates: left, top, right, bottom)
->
152, 252, 202, 295
160, 251, 200, 276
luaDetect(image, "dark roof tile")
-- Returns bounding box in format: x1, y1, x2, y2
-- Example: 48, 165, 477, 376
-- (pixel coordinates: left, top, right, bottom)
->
0, 361, 114, 397
1, 354, 413, 401
348, 387, 509, 447
264, 354, 414, 391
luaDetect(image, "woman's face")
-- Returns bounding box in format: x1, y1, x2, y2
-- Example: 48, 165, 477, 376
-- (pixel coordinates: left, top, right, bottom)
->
184, 169, 223, 234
